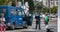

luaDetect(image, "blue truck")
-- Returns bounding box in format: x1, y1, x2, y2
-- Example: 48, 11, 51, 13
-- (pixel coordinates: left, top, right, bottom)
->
0, 6, 27, 29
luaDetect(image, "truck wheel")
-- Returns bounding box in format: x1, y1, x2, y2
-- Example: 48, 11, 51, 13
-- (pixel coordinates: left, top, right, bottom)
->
11, 22, 15, 30
23, 25, 28, 29
23, 26, 27, 29
11, 25, 15, 30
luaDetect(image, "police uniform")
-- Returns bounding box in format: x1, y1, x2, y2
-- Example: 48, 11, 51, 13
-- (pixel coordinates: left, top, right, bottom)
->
35, 14, 40, 29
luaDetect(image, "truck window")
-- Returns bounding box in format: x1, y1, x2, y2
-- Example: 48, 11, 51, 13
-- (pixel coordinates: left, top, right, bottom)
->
0, 9, 6, 15
21, 11, 25, 16
10, 9, 17, 15
16, 9, 25, 16
17, 10, 22, 15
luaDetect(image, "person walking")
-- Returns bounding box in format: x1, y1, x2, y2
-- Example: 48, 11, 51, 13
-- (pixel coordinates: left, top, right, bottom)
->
28, 14, 32, 26
44, 14, 49, 29
35, 13, 41, 30
23, 13, 31, 29
0, 13, 6, 32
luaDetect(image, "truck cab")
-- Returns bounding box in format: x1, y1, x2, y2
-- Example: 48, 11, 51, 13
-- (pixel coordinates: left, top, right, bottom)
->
0, 6, 26, 29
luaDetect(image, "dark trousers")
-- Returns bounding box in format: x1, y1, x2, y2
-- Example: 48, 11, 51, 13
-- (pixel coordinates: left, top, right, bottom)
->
36, 21, 40, 29
45, 21, 48, 26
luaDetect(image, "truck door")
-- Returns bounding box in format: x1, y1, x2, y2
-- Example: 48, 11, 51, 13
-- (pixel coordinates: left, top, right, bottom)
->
10, 9, 17, 25
17, 10, 23, 26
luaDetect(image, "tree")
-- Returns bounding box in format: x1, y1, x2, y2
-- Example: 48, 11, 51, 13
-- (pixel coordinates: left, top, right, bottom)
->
0, 0, 11, 5
0, 0, 4, 5
34, 1, 43, 13
51, 6, 58, 13
41, 7, 49, 14
11, 0, 16, 6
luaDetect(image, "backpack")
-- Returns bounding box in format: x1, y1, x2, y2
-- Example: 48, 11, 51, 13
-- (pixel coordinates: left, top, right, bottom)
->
45, 16, 49, 22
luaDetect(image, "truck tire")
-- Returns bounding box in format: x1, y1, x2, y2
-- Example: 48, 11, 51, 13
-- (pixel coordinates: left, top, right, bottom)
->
11, 22, 15, 30
23, 25, 28, 29
23, 26, 27, 29
11, 25, 15, 30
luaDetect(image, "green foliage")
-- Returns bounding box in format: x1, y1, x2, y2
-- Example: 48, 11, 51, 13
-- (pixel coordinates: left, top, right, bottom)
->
11, 0, 16, 6
51, 6, 58, 13
0, 0, 4, 5
36, 2, 43, 10
34, 2, 43, 13
0, 0, 11, 5
41, 7, 49, 14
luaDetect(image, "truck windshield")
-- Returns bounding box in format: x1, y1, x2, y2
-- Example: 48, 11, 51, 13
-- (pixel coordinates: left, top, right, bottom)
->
0, 8, 6, 15
17, 10, 22, 15
17, 10, 25, 16
10, 9, 25, 16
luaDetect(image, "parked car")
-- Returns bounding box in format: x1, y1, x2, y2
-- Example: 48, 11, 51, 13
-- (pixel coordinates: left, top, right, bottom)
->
50, 14, 57, 18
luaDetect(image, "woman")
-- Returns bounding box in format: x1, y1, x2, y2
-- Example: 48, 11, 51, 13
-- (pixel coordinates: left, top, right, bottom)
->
0, 13, 6, 32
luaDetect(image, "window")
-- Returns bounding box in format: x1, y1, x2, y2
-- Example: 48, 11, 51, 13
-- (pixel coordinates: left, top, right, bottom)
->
17, 10, 25, 16
50, 1, 53, 5
22, 11, 25, 15
0, 9, 6, 15
10, 9, 17, 15
56, 2, 58, 5
18, 11, 22, 15
17, 10, 22, 15
51, 2, 53, 5
56, 0, 58, 1
46, 2, 47, 5
51, 0, 53, 1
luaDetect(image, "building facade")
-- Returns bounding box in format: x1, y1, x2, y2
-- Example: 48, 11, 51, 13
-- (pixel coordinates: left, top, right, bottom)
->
43, 0, 58, 7
33, 0, 58, 7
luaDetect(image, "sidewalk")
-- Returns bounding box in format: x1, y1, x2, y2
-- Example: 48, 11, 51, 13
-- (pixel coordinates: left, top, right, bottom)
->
28, 18, 57, 32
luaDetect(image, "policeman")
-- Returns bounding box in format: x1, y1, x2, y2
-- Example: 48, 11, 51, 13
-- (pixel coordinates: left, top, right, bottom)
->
35, 13, 41, 30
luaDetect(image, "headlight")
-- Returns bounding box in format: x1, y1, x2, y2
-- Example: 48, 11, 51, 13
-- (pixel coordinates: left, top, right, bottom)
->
23, 21, 26, 23
7, 23, 10, 26
19, 18, 22, 20
23, 21, 26, 26
23, 21, 26, 24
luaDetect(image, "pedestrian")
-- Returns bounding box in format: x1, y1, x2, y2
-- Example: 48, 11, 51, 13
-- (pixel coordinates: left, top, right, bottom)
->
35, 13, 41, 30
25, 14, 30, 26
23, 13, 29, 28
44, 14, 49, 29
0, 13, 6, 32
29, 14, 32, 26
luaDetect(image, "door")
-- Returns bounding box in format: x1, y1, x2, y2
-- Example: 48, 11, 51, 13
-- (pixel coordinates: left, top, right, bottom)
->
10, 8, 17, 26
16, 9, 23, 26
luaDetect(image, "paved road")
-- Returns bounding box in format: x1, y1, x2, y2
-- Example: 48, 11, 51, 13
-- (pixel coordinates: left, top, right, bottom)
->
5, 18, 57, 32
